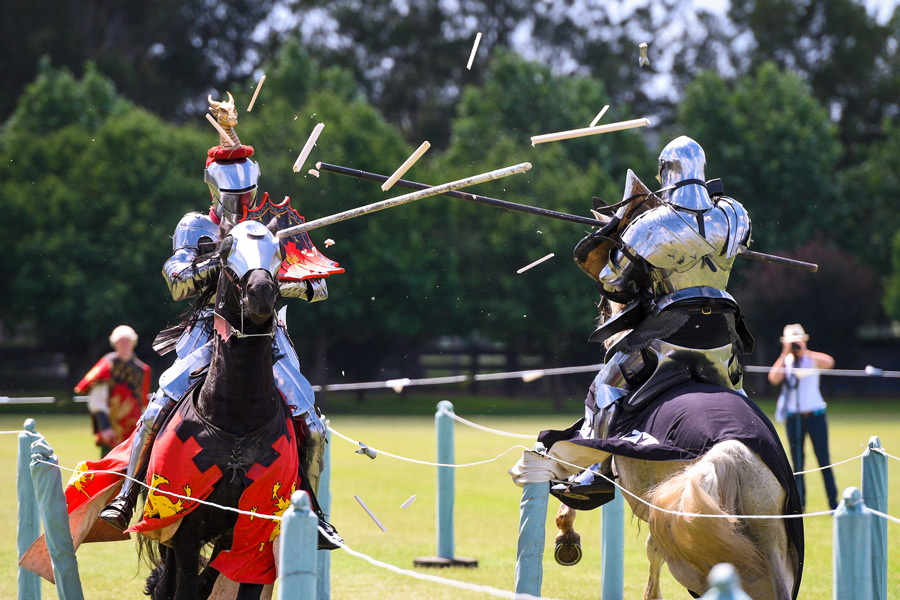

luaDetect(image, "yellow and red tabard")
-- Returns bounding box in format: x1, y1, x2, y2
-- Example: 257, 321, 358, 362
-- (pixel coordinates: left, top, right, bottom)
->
75, 352, 151, 446
126, 393, 299, 584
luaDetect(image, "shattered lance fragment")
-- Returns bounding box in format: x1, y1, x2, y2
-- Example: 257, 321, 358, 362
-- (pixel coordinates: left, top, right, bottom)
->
205, 113, 235, 147
355, 495, 387, 531
401, 495, 417, 509
381, 141, 431, 191
589, 105, 610, 128
293, 122, 325, 172
639, 42, 650, 67
308, 169, 320, 178
517, 253, 555, 274
385, 378, 411, 393
467, 31, 483, 70
246, 74, 266, 111
355, 442, 377, 460
530, 118, 651, 146
324, 238, 335, 247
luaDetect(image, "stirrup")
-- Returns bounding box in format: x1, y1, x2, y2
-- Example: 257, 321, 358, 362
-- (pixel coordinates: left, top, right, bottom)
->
317, 516, 343, 550
98, 494, 138, 532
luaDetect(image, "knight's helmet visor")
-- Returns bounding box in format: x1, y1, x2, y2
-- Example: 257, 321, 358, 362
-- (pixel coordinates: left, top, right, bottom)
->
205, 159, 261, 217
657, 136, 713, 210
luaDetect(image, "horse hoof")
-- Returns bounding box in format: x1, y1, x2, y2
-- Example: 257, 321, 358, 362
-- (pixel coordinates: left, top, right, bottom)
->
554, 539, 582, 566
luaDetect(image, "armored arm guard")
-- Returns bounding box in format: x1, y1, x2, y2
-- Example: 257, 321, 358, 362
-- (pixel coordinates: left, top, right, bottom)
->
163, 213, 221, 301
278, 278, 328, 302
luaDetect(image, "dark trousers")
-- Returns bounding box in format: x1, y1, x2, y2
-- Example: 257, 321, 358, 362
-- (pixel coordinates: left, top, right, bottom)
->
785, 411, 838, 509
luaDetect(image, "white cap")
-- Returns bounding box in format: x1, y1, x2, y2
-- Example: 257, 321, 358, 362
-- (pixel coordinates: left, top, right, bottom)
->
780, 323, 808, 344
109, 325, 138, 347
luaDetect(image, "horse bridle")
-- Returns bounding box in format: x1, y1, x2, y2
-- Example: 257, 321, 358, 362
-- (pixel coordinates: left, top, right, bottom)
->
213, 265, 277, 341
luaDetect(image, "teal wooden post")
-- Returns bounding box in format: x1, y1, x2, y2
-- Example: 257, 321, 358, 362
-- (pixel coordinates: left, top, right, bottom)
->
833, 487, 872, 600
699, 563, 752, 599
436, 400, 454, 559
278, 491, 318, 600
414, 402, 476, 567
515, 481, 549, 596
861, 436, 887, 600
29, 438, 84, 600
601, 488, 624, 600
316, 425, 332, 600
17, 418, 41, 600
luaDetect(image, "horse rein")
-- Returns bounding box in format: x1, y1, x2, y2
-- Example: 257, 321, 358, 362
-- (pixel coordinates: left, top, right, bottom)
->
214, 266, 277, 340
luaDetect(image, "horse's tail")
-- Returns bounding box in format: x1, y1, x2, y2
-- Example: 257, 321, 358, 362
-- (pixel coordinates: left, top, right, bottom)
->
647, 440, 768, 585
137, 535, 164, 596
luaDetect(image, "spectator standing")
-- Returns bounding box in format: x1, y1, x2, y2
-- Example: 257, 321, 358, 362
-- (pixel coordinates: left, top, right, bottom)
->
768, 323, 838, 510
74, 325, 151, 456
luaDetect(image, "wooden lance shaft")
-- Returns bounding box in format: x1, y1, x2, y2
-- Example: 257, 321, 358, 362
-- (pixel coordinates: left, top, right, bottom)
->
277, 162, 532, 238
737, 247, 818, 272
316, 162, 605, 227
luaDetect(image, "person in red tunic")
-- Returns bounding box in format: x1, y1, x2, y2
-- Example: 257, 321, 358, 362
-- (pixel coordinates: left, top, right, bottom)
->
74, 325, 151, 456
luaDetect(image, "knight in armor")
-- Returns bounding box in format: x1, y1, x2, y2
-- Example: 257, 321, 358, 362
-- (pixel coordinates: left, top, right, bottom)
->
509, 136, 755, 505
99, 96, 342, 547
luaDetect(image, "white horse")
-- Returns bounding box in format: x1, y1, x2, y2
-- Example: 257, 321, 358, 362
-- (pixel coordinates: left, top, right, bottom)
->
554, 436, 800, 600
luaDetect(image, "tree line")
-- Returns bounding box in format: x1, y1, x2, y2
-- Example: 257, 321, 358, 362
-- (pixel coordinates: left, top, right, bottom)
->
2, 0, 899, 388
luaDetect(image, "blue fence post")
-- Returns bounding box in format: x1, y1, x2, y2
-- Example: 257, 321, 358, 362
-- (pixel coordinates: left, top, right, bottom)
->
316, 424, 332, 600
861, 436, 887, 600
29, 438, 84, 600
436, 400, 455, 560
699, 563, 752, 599
279, 490, 318, 600
17, 418, 42, 600
515, 481, 549, 597
833, 487, 872, 600
413, 401, 476, 567
601, 487, 624, 600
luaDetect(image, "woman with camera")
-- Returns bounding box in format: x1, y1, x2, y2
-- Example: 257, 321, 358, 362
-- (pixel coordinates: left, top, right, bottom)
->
767, 323, 838, 510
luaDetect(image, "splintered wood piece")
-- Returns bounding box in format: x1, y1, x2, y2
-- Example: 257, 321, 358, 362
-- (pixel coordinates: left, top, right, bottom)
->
205, 113, 235, 147
467, 32, 483, 70
246, 74, 266, 111
517, 253, 555, 274
293, 123, 325, 172
355, 495, 387, 531
589, 105, 610, 127
530, 118, 651, 146
381, 141, 431, 191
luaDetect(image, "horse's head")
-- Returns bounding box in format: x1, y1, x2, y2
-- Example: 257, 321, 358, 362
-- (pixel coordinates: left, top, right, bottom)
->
216, 219, 283, 329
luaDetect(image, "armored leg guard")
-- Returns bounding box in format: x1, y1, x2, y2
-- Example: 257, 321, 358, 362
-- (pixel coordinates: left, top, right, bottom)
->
293, 412, 342, 550
99, 393, 177, 531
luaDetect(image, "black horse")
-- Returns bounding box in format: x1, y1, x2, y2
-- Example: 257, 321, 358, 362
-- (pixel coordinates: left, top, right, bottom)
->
141, 218, 298, 600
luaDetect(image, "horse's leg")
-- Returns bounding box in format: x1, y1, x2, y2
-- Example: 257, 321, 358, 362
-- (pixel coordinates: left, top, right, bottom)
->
171, 527, 201, 600
151, 546, 177, 600
553, 503, 582, 566
644, 534, 664, 600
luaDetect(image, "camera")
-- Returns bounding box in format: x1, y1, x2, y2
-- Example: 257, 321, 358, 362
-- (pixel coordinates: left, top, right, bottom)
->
790, 342, 802, 351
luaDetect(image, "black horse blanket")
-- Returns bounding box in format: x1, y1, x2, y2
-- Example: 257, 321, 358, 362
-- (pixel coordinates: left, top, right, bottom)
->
539, 382, 803, 598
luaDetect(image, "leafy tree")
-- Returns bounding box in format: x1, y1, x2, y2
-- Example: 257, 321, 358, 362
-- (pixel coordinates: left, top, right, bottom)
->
0, 65, 208, 380
727, 0, 900, 159
676, 62, 843, 253
0, 0, 275, 120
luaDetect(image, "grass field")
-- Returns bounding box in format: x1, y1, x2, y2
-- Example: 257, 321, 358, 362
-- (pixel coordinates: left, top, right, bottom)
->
0, 396, 898, 599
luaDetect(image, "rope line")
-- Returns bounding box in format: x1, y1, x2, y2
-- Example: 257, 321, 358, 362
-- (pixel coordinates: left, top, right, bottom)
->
32, 459, 282, 522
319, 526, 553, 600
794, 453, 864, 474
884, 451, 900, 463
0, 430, 26, 435
438, 409, 535, 440
328, 425, 530, 467
869, 508, 900, 526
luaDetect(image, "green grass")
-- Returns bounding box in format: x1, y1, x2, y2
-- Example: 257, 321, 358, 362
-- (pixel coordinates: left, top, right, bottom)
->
1, 398, 898, 599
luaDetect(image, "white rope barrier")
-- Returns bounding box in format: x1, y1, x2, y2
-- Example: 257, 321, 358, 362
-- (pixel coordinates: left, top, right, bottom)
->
869, 508, 900, 526
437, 408, 535, 440
0, 430, 26, 435
321, 526, 553, 600
32, 459, 282, 522
794, 453, 865, 474
744, 365, 900, 377
328, 425, 530, 468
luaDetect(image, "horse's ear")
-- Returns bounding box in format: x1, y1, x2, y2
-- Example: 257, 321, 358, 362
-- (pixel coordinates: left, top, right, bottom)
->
219, 235, 234, 261
266, 217, 279, 236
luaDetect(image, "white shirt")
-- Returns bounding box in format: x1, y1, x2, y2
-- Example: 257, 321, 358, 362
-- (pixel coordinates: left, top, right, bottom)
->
775, 353, 826, 422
